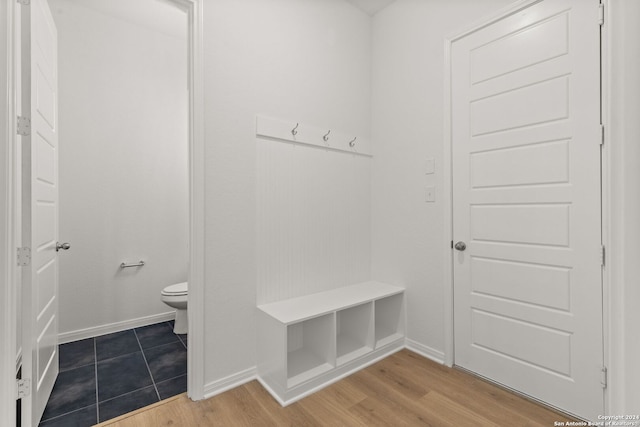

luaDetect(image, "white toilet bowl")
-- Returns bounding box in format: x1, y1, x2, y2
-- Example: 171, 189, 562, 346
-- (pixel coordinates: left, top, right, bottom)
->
161, 281, 188, 334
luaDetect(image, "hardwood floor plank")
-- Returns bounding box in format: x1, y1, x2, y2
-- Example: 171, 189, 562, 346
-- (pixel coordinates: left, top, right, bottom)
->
296, 382, 369, 427
363, 353, 430, 399
96, 349, 577, 427
348, 395, 435, 427
310, 378, 369, 408
244, 381, 319, 427
418, 390, 501, 427
210, 384, 279, 426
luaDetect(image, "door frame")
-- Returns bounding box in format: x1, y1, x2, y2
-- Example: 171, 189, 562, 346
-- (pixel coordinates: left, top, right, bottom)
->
442, 0, 610, 413
599, 0, 640, 415
1, 0, 18, 426
1, 1, 205, 425
173, 0, 206, 402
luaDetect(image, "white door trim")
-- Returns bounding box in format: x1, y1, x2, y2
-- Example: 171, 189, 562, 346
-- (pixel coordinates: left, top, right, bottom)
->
600, 0, 613, 413
1, 0, 18, 426
600, 0, 640, 415
174, 0, 206, 402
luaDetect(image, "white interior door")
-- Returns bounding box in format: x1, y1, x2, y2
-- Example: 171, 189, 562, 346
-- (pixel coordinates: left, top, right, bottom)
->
21, 0, 59, 425
451, 0, 603, 420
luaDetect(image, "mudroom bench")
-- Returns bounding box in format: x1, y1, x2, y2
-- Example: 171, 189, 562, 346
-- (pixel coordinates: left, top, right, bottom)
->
256, 281, 405, 405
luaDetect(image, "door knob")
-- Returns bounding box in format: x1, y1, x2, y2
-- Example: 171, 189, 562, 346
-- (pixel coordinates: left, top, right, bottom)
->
454, 241, 466, 251
56, 242, 71, 252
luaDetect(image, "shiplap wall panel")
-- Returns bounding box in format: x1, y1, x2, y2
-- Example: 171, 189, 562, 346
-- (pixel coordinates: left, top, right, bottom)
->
257, 138, 371, 305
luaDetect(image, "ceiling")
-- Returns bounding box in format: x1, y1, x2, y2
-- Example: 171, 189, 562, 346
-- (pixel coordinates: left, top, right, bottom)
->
344, 0, 397, 16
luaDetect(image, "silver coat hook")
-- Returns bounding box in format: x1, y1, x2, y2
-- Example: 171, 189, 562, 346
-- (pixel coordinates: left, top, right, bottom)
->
323, 130, 331, 142
291, 123, 299, 136
349, 137, 357, 148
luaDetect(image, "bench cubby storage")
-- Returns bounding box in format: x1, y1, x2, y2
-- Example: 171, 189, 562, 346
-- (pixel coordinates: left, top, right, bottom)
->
257, 281, 405, 405
287, 314, 335, 387
375, 293, 405, 348
336, 302, 374, 366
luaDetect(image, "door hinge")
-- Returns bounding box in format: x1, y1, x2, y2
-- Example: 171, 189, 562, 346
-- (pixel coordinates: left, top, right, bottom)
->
16, 378, 30, 399
598, 3, 604, 26
17, 116, 31, 136
17, 247, 31, 267
600, 245, 605, 267
601, 366, 608, 389
17, 0, 30, 5
600, 124, 605, 146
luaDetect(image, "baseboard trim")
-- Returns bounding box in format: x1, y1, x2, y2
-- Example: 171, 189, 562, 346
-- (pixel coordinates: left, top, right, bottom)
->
256, 376, 286, 406
203, 367, 257, 400
58, 312, 176, 344
201, 343, 443, 405
405, 339, 445, 364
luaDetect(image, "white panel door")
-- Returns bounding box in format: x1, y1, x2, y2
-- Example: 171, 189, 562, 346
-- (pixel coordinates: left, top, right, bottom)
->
22, 0, 59, 425
451, 0, 603, 420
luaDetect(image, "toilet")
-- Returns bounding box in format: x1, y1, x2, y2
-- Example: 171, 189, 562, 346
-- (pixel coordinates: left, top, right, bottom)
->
161, 281, 188, 334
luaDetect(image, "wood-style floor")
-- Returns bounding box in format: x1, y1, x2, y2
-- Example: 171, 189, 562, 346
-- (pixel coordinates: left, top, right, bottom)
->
96, 349, 574, 426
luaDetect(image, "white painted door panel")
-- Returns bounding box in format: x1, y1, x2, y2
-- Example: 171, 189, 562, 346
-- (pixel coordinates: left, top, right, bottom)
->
22, 0, 59, 425
452, 0, 603, 420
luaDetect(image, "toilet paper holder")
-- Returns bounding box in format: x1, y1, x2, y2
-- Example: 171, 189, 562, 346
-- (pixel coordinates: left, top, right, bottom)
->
120, 260, 145, 269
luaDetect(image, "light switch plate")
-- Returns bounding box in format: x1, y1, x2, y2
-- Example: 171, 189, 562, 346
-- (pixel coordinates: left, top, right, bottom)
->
425, 158, 435, 174
425, 186, 435, 202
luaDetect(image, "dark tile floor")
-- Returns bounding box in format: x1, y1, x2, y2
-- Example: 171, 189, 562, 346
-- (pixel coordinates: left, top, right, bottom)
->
39, 321, 187, 426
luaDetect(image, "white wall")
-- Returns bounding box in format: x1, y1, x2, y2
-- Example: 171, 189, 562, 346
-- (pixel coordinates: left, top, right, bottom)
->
49, 0, 189, 338
607, 0, 640, 414
202, 0, 371, 387
370, 0, 513, 359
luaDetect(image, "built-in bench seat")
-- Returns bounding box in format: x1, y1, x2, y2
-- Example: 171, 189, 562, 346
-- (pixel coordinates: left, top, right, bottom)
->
256, 281, 405, 405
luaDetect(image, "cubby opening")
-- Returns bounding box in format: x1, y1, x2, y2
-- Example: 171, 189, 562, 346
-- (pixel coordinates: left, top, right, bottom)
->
287, 314, 335, 387
375, 293, 404, 348
336, 303, 374, 366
